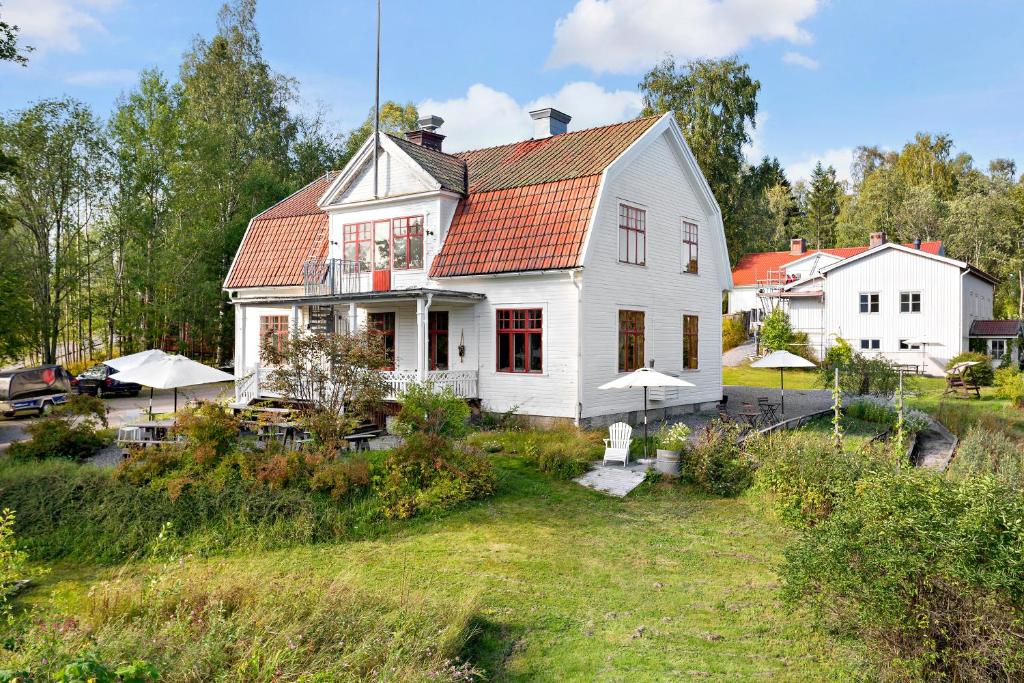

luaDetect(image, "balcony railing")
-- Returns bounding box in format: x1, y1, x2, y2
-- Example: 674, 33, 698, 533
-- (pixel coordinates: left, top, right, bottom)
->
235, 366, 478, 404
302, 258, 371, 296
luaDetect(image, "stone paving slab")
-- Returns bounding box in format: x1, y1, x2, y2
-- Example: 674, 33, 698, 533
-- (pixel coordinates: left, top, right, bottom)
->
574, 461, 651, 497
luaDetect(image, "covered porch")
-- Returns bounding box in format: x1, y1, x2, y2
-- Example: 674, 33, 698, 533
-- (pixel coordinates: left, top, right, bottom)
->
233, 288, 485, 405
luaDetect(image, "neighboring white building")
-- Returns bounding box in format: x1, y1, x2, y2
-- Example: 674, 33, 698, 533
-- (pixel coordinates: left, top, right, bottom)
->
727, 233, 999, 374
223, 110, 733, 426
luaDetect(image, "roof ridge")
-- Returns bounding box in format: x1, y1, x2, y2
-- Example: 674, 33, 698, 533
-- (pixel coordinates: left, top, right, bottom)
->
253, 171, 338, 220
449, 113, 663, 156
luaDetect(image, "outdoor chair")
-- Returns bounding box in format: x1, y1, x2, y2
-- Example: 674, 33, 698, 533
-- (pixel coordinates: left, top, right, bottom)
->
603, 422, 633, 466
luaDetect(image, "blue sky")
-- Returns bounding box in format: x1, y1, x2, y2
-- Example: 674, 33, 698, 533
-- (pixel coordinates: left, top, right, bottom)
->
3, 0, 1024, 182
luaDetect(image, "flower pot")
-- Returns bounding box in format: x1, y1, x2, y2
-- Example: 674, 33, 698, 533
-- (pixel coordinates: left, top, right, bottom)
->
655, 448, 681, 476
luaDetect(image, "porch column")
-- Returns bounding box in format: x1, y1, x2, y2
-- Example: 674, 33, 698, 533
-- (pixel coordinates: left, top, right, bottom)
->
416, 297, 427, 381
291, 304, 300, 337
348, 302, 357, 335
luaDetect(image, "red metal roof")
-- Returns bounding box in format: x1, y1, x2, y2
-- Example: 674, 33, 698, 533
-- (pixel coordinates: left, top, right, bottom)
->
224, 173, 336, 289
969, 320, 1023, 337
732, 241, 944, 287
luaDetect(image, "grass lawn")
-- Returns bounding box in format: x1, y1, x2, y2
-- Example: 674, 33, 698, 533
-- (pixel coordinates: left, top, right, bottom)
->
723, 366, 820, 390
20, 456, 866, 681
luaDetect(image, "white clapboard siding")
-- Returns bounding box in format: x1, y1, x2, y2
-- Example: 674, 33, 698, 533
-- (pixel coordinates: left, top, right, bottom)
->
579, 128, 724, 419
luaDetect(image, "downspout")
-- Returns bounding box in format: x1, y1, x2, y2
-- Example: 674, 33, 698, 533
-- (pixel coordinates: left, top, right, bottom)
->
570, 270, 583, 425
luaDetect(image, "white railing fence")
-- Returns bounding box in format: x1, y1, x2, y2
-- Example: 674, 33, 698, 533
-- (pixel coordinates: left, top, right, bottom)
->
238, 365, 478, 404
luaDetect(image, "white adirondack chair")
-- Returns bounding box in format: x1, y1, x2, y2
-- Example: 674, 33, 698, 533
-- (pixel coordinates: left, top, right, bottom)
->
603, 422, 633, 466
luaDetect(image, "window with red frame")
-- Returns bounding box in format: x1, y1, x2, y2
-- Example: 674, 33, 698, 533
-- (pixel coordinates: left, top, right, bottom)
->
618, 204, 646, 265
496, 309, 542, 373
618, 310, 645, 372
343, 222, 372, 271
392, 216, 424, 270
683, 314, 699, 369
367, 312, 396, 370
259, 315, 289, 356
682, 220, 698, 274
428, 310, 448, 370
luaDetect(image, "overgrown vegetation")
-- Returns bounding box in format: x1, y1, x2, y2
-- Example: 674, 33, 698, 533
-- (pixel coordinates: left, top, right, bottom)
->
684, 421, 755, 496
466, 425, 601, 479
721, 316, 747, 351
8, 395, 111, 461
817, 337, 904, 396
948, 426, 1024, 490
782, 471, 1024, 681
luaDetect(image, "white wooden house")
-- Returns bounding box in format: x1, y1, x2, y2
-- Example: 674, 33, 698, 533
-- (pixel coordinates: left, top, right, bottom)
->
728, 233, 999, 374
223, 109, 733, 426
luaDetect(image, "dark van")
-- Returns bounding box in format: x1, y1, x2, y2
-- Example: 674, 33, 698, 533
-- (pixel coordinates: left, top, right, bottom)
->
0, 365, 73, 418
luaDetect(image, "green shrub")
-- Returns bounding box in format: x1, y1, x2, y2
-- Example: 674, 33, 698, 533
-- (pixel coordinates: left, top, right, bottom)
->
8, 395, 110, 461
749, 430, 897, 525
781, 470, 1024, 680
760, 308, 793, 351
845, 398, 897, 427
395, 382, 471, 439
947, 351, 995, 386
948, 426, 1024, 490
994, 366, 1024, 406
375, 432, 495, 519
722, 316, 747, 352
685, 421, 755, 497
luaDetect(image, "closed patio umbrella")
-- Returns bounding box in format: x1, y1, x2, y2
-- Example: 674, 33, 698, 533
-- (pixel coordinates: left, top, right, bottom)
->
109, 354, 234, 413
750, 350, 816, 416
599, 367, 695, 459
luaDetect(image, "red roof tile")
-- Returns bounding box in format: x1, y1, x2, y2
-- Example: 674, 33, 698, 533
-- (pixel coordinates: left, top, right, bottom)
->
732, 241, 944, 286
970, 320, 1023, 337
224, 173, 336, 289
430, 176, 601, 277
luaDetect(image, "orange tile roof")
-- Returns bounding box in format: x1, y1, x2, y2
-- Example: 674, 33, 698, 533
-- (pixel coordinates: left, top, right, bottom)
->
430, 176, 601, 277
223, 173, 336, 289
431, 116, 660, 277
226, 116, 664, 287
732, 241, 944, 286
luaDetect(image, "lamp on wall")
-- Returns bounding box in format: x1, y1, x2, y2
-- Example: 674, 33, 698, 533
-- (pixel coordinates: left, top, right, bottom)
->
458, 329, 466, 360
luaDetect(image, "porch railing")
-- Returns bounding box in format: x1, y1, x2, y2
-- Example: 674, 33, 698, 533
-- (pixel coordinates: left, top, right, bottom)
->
235, 366, 479, 404
302, 258, 370, 296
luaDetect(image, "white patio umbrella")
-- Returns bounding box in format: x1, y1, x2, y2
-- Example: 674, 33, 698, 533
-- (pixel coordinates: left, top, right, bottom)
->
598, 367, 695, 458
103, 349, 168, 372
109, 354, 234, 413
904, 335, 944, 373
750, 350, 816, 416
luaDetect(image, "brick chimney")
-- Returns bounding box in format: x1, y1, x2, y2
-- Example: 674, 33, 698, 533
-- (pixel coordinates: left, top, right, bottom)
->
404, 115, 445, 152
790, 237, 807, 255
869, 231, 887, 248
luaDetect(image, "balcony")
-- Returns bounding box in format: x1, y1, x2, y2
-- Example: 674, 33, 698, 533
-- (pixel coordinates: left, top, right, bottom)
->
303, 258, 397, 297
235, 365, 478, 405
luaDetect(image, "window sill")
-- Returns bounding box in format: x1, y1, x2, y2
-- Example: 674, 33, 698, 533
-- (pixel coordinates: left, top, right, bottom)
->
617, 260, 647, 268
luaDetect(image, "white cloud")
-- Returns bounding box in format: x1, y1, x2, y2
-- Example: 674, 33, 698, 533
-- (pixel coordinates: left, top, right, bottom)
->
419, 82, 644, 151
65, 68, 137, 86
785, 148, 855, 184
3, 0, 118, 53
782, 51, 820, 69
549, 0, 821, 73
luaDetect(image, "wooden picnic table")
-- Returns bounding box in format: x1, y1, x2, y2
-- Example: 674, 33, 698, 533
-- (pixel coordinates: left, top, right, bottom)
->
344, 430, 380, 451
116, 419, 177, 449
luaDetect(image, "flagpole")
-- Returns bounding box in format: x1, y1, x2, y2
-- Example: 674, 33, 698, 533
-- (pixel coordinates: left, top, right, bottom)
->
373, 0, 381, 200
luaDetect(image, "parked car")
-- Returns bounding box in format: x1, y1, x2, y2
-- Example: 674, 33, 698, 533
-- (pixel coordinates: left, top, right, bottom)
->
0, 365, 74, 418
74, 364, 142, 398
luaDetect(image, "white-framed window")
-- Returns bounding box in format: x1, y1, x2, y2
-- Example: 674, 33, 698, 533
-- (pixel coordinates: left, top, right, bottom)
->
860, 339, 880, 350
990, 339, 1006, 359
859, 293, 879, 313
900, 291, 921, 313
899, 339, 921, 350
682, 220, 698, 274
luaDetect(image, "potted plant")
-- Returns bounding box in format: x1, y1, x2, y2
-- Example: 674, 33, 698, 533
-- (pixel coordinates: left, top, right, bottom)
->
654, 422, 691, 476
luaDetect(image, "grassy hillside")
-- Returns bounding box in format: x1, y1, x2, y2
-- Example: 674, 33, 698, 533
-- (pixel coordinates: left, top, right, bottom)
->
8, 456, 866, 681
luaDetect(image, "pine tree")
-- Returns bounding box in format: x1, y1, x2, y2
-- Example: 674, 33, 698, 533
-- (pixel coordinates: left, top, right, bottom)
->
804, 162, 841, 249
